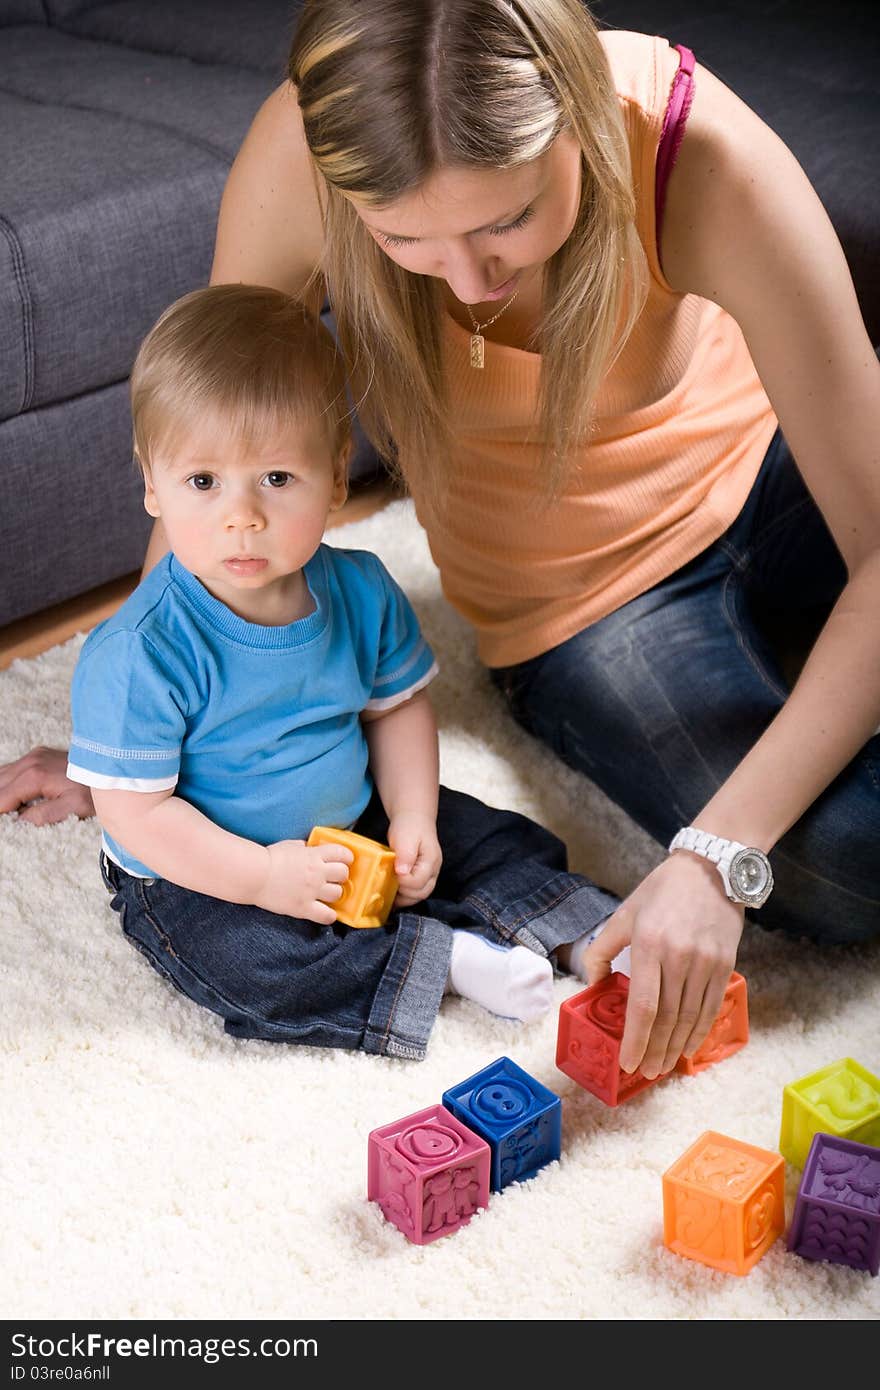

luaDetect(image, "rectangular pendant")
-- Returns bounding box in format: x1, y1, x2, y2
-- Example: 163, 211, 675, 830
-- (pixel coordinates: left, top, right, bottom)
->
469, 332, 485, 369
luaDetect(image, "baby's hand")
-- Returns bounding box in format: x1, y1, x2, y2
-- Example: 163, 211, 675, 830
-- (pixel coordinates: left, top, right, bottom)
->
387, 813, 442, 907
256, 838, 353, 923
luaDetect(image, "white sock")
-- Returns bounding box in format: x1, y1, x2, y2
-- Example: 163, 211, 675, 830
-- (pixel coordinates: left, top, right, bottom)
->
566, 921, 631, 982
445, 932, 554, 1024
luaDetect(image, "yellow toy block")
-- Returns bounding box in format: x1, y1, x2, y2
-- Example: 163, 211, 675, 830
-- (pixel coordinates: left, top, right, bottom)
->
307, 826, 399, 928
779, 1057, 880, 1169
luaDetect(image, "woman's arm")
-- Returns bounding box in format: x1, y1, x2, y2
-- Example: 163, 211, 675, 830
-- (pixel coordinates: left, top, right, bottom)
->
210, 79, 326, 306
587, 63, 880, 1075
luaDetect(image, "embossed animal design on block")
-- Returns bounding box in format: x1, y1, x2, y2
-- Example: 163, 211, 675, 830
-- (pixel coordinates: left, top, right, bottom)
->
367, 1104, 491, 1244
662, 1131, 785, 1275
779, 1057, 880, 1169
443, 1056, 562, 1192
555, 972, 668, 1105
788, 1132, 880, 1275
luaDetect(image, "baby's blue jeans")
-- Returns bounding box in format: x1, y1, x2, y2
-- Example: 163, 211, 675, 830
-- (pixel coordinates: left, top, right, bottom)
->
490, 429, 880, 946
101, 785, 620, 1059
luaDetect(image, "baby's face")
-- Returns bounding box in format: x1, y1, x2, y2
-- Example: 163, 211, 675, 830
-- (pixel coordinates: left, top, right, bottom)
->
143, 416, 347, 617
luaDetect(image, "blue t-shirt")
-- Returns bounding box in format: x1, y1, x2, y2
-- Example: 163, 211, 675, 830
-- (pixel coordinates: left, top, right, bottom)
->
67, 546, 438, 877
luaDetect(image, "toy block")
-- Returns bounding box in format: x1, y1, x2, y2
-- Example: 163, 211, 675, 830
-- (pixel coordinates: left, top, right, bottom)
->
307, 825, 398, 928
555, 972, 665, 1105
675, 971, 749, 1076
662, 1131, 785, 1275
442, 1056, 562, 1193
780, 1057, 880, 1170
367, 1103, 491, 1245
788, 1133, 880, 1276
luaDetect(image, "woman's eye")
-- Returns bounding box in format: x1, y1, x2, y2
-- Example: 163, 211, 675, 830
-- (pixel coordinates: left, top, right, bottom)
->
380, 233, 416, 249
188, 474, 215, 491
489, 207, 535, 236
264, 471, 294, 488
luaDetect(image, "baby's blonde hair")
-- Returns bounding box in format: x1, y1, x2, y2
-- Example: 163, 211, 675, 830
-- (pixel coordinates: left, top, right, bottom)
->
130, 284, 351, 470
289, 0, 647, 500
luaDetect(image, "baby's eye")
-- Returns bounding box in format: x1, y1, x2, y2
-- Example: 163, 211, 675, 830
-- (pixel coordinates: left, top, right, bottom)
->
263, 471, 294, 488
187, 473, 216, 491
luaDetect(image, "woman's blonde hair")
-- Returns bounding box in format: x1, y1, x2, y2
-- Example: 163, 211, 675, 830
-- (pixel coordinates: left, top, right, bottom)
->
289, 0, 647, 498
130, 283, 351, 470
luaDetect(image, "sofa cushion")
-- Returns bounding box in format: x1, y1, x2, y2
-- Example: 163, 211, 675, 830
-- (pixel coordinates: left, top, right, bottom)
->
0, 382, 152, 627
0, 27, 275, 422
0, 1, 44, 25
44, 0, 298, 75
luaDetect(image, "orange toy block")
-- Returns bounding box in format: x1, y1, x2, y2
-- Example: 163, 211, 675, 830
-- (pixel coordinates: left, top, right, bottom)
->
675, 971, 749, 1076
307, 826, 399, 928
662, 1131, 785, 1275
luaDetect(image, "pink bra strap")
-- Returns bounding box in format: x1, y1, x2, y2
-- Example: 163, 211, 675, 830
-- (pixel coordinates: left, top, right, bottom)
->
655, 44, 696, 239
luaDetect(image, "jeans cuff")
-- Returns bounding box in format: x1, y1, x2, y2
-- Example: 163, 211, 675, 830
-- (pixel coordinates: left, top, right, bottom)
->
363, 913, 453, 1060
487, 874, 621, 957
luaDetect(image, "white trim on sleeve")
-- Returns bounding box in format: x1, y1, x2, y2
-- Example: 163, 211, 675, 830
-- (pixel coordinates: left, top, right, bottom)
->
363, 660, 439, 712
66, 763, 178, 794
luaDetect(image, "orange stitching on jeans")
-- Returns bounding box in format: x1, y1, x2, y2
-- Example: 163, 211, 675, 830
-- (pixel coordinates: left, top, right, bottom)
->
378, 915, 423, 1051
463, 879, 579, 945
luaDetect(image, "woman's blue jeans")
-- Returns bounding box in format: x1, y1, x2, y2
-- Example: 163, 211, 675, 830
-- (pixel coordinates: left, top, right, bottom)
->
101, 785, 620, 1058
490, 430, 880, 946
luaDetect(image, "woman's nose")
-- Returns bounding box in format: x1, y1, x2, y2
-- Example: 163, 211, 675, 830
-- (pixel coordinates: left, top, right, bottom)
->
441, 241, 500, 305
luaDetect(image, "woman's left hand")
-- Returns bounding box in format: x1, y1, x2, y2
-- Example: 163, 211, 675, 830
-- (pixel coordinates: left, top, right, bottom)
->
583, 852, 745, 1078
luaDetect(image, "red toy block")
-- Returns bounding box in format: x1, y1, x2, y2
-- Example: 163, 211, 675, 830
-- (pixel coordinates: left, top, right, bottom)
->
367, 1103, 491, 1245
675, 971, 749, 1076
555, 972, 664, 1105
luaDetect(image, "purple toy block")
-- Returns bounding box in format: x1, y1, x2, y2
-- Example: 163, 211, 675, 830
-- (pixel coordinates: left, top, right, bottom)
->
367, 1103, 491, 1245
788, 1132, 880, 1276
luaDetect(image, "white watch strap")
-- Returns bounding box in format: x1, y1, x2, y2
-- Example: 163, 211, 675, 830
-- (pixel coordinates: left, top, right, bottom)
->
668, 826, 746, 864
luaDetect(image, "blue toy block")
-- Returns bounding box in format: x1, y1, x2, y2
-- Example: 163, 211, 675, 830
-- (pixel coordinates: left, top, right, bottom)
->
442, 1055, 562, 1193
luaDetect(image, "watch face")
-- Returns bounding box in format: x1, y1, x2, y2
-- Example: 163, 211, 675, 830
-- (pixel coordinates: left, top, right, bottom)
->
729, 849, 773, 906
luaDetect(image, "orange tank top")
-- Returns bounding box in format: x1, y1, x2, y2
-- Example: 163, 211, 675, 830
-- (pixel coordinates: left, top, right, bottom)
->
402, 30, 778, 668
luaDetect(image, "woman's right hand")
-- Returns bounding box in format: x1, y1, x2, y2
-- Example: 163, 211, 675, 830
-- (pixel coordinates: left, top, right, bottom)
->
0, 746, 95, 824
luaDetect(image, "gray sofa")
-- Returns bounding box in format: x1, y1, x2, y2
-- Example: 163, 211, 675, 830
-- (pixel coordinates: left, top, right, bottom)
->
1, 0, 877, 629
0, 0, 319, 628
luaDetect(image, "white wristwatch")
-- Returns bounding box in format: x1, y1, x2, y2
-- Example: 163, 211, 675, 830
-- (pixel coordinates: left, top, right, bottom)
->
668, 826, 774, 908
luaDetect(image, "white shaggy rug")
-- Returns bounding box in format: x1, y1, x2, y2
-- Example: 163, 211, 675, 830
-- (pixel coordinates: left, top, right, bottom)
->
2, 497, 878, 1322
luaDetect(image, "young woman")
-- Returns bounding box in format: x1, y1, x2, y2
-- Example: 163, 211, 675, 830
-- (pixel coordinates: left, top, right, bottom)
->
4, 1, 878, 1080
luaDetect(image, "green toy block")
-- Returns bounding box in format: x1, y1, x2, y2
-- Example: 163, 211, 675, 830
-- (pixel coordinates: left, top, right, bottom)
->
780, 1057, 880, 1169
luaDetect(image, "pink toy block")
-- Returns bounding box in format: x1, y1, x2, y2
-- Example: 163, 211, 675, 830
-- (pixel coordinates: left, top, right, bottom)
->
367, 1103, 491, 1244
556, 972, 665, 1105
675, 971, 749, 1076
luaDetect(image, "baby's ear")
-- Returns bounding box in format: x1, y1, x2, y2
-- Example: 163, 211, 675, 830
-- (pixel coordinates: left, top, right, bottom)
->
330, 440, 352, 511
140, 460, 161, 518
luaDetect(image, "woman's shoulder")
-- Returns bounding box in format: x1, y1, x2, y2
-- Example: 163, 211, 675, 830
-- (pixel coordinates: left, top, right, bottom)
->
599, 27, 685, 123
210, 79, 325, 302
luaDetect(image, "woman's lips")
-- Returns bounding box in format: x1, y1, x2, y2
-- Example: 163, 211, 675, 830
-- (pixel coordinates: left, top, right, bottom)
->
223, 557, 268, 575
480, 274, 518, 302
